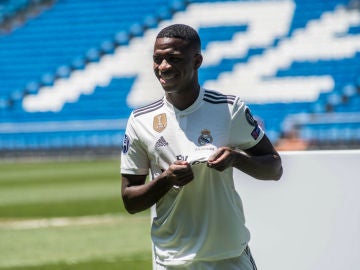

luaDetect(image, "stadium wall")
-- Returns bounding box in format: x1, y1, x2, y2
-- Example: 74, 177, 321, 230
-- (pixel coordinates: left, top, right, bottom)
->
234, 150, 360, 270
151, 150, 360, 269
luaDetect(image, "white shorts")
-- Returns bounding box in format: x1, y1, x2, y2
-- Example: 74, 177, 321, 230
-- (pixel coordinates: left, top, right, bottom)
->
155, 246, 257, 270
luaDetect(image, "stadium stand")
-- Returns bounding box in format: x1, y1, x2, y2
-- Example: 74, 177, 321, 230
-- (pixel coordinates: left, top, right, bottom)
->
0, 0, 55, 34
0, 0, 359, 156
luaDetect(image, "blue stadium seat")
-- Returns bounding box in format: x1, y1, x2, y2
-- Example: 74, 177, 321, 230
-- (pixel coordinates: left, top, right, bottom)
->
0, 0, 359, 151
0, 0, 174, 101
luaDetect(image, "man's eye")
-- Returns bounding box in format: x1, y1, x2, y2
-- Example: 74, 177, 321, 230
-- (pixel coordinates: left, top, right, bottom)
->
169, 57, 181, 63
153, 56, 162, 64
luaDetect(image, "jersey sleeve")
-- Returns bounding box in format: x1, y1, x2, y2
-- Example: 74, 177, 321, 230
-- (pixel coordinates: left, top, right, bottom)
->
120, 113, 150, 175
228, 98, 264, 150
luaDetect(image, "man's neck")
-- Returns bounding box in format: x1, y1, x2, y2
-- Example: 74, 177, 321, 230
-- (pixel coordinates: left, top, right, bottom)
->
166, 85, 200, 111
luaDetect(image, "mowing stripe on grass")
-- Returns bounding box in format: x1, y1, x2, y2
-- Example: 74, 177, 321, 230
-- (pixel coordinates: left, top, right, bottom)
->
0, 254, 152, 270
0, 180, 121, 206
0, 196, 127, 218
0, 159, 120, 184
0, 214, 132, 229
0, 159, 154, 269
0, 158, 128, 218
0, 214, 151, 269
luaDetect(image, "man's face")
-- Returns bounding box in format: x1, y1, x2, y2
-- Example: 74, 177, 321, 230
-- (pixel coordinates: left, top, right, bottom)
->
153, 37, 202, 93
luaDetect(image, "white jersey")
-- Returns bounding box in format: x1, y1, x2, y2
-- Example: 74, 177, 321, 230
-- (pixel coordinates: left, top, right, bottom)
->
121, 88, 264, 266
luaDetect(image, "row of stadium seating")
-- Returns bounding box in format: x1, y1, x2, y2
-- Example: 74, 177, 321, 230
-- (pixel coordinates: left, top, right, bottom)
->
0, 0, 359, 152
0, 0, 54, 33
0, 0, 186, 99
301, 123, 360, 142
0, 131, 124, 150
0, 0, 188, 151
0, 0, 30, 22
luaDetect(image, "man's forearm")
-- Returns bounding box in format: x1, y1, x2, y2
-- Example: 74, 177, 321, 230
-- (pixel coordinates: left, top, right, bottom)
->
232, 151, 283, 180
122, 161, 194, 214
122, 174, 173, 214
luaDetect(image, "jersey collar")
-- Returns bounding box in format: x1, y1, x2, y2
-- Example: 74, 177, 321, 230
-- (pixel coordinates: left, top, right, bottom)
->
163, 87, 205, 116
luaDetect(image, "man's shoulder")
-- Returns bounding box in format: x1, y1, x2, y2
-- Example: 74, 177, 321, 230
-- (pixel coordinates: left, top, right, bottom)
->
203, 89, 238, 105
132, 98, 164, 118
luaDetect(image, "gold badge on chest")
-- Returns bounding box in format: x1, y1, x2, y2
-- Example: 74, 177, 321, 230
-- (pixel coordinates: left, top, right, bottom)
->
153, 113, 167, 133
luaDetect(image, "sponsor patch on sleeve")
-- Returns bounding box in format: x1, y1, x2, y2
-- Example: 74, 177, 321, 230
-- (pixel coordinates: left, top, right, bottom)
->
122, 134, 130, 153
245, 108, 257, 126
251, 125, 261, 140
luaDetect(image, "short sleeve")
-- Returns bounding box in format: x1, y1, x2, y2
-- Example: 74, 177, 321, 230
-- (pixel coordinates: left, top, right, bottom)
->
120, 113, 150, 175
228, 99, 264, 150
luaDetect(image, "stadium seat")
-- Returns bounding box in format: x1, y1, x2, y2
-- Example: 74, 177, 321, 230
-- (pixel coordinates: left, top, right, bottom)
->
0, 0, 359, 151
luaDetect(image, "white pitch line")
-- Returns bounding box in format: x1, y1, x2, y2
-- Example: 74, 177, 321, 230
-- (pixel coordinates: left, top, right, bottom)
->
0, 214, 146, 230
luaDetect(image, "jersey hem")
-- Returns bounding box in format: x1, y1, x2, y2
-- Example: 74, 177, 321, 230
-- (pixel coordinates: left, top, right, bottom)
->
155, 246, 248, 266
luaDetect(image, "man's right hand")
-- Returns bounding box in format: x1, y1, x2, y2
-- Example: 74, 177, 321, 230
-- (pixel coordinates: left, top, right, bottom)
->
164, 160, 194, 187
121, 161, 194, 214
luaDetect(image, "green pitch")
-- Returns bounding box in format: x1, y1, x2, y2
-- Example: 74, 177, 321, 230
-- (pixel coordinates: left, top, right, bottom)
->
0, 158, 152, 269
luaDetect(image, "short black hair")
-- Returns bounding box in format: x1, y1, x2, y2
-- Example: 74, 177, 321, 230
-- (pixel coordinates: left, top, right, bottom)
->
156, 24, 201, 52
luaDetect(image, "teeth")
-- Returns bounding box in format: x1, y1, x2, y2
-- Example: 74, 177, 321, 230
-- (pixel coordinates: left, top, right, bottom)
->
159, 73, 175, 80
162, 76, 174, 80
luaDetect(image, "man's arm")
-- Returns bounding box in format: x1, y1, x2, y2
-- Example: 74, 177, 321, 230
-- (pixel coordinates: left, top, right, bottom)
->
121, 161, 194, 214
207, 134, 283, 181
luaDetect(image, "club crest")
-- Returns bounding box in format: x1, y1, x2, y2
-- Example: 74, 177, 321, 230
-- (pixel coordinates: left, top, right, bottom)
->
153, 113, 167, 133
198, 129, 213, 145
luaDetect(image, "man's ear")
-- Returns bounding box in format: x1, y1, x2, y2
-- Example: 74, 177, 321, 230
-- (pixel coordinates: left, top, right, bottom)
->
194, 54, 203, 70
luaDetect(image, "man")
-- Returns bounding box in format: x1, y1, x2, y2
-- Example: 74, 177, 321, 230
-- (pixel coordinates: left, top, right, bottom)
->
121, 24, 283, 269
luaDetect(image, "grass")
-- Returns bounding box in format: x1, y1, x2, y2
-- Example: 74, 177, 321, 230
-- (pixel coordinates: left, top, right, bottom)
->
0, 197, 124, 218
0, 256, 151, 270
0, 159, 125, 218
0, 158, 152, 269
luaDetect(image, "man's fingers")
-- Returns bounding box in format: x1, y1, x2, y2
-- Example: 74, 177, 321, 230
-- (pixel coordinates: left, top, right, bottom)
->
173, 160, 189, 166
207, 147, 234, 171
165, 161, 194, 186
208, 149, 224, 162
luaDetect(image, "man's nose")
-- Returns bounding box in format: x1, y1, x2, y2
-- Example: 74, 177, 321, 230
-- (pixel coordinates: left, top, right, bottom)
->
159, 59, 171, 70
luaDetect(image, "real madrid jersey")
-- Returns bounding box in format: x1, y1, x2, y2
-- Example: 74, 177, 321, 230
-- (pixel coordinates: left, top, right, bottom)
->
121, 88, 264, 266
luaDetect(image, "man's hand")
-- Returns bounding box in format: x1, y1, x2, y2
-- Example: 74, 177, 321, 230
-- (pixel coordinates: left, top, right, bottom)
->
121, 161, 194, 214
207, 135, 283, 180
164, 160, 194, 186
207, 147, 234, 172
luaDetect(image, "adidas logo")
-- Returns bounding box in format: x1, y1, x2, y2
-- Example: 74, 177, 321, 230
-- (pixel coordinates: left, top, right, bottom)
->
155, 136, 168, 149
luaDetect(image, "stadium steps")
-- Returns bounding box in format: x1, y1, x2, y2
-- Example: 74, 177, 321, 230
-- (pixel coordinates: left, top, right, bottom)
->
0, 0, 359, 151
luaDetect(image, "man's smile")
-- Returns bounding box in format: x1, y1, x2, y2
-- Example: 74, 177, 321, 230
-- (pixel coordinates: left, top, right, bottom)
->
159, 73, 177, 84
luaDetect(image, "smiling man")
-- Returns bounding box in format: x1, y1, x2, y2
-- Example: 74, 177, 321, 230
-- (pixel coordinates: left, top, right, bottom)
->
120, 24, 283, 270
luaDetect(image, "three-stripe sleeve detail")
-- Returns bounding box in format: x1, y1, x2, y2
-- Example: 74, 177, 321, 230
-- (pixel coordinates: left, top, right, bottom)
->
203, 90, 236, 105
133, 99, 164, 117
